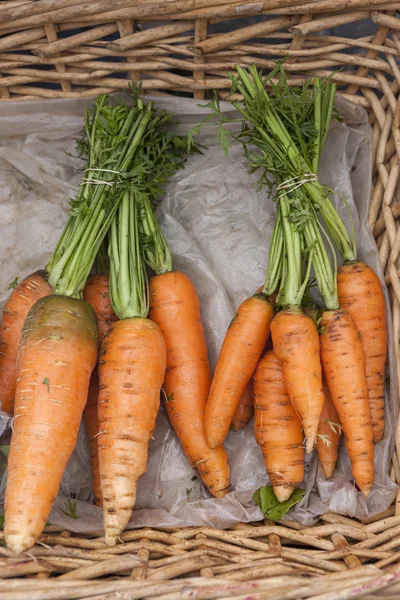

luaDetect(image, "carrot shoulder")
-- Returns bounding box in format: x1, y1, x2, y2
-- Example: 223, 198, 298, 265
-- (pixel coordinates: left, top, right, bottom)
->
205, 294, 273, 449
0, 271, 51, 416
271, 309, 325, 454
150, 271, 229, 498
5, 295, 98, 554
320, 309, 374, 497
254, 351, 304, 502
337, 261, 387, 443
316, 379, 341, 480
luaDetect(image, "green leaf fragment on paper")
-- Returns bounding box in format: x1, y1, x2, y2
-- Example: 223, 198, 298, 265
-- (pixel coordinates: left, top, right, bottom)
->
7, 277, 19, 291
253, 486, 305, 521
61, 499, 80, 520
186, 488, 192, 498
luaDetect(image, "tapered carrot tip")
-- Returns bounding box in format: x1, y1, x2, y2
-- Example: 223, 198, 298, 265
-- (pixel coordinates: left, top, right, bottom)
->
321, 463, 336, 480
305, 438, 315, 454
6, 533, 36, 555
274, 486, 294, 503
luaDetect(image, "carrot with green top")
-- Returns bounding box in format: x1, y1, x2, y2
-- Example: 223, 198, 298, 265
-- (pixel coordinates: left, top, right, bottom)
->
139, 163, 230, 497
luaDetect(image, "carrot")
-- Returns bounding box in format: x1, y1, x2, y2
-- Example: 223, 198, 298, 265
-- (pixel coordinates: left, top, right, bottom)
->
98, 317, 166, 546
320, 309, 374, 496
0, 271, 51, 416
83, 274, 118, 507
231, 382, 253, 431
149, 271, 230, 497
205, 294, 274, 449
83, 275, 118, 340
5, 296, 98, 554
254, 351, 304, 502
337, 261, 387, 443
316, 379, 341, 480
271, 309, 325, 454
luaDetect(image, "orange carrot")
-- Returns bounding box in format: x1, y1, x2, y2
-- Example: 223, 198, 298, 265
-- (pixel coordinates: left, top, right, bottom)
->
316, 379, 341, 480
149, 271, 230, 497
337, 261, 387, 443
98, 318, 166, 546
5, 296, 98, 553
320, 309, 374, 497
271, 309, 325, 454
231, 382, 253, 431
83, 274, 118, 507
254, 351, 304, 502
205, 294, 274, 449
83, 275, 118, 341
0, 271, 51, 416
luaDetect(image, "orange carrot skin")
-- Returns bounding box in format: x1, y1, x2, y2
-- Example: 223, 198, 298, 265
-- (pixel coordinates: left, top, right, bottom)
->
83, 274, 118, 341
337, 261, 387, 443
0, 271, 52, 416
5, 295, 98, 554
85, 372, 102, 507
150, 271, 230, 498
316, 379, 341, 480
320, 309, 374, 497
83, 274, 118, 508
231, 382, 253, 431
254, 351, 304, 502
98, 318, 166, 546
271, 309, 324, 454
205, 294, 274, 449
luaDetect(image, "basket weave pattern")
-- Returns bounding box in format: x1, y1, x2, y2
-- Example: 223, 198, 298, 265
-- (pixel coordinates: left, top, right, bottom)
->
1, 2, 400, 598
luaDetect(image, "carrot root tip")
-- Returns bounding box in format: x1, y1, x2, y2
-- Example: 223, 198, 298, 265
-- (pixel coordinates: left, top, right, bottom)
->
305, 437, 316, 455
274, 486, 295, 503
6, 532, 36, 555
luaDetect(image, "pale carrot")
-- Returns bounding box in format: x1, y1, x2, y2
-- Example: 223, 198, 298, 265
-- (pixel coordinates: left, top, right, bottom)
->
320, 309, 374, 496
149, 271, 230, 497
271, 309, 325, 454
0, 271, 51, 416
316, 379, 341, 480
231, 382, 253, 432
337, 261, 387, 443
5, 296, 98, 553
254, 351, 304, 502
205, 294, 274, 449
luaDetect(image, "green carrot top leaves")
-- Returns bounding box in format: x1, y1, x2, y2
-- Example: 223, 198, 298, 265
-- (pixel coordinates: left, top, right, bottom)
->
47, 93, 155, 299
190, 64, 356, 310
253, 485, 305, 520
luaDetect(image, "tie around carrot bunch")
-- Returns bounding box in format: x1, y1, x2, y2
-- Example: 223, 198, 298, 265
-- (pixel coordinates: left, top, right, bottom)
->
193, 64, 387, 502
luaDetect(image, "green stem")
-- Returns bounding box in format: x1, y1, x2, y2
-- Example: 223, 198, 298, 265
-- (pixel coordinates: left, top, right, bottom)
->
47, 102, 154, 298
264, 207, 283, 296
109, 190, 149, 320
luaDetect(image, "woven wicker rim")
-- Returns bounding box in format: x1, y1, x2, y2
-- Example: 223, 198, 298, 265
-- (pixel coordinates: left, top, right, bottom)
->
1, 2, 400, 598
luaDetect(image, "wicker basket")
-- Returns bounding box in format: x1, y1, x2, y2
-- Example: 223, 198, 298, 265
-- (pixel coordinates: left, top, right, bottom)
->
1, 2, 400, 599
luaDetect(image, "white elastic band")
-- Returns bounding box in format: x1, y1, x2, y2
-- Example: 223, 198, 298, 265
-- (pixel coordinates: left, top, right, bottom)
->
277, 173, 317, 199
81, 167, 125, 187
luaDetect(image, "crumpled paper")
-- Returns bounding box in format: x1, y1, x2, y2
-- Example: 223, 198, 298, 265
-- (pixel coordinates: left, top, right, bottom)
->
0, 93, 397, 532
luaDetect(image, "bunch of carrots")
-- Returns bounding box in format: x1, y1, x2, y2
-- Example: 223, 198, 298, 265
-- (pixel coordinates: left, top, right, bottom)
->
196, 65, 387, 502
0, 66, 388, 553
0, 87, 232, 553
